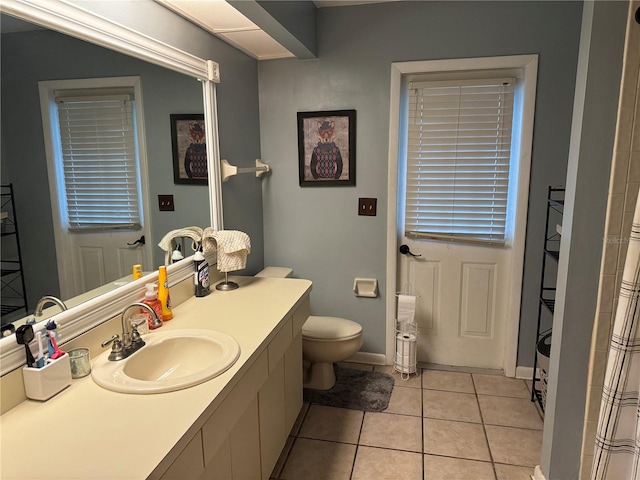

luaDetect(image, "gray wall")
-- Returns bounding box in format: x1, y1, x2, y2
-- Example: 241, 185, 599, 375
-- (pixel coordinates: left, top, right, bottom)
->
259, 1, 583, 359
542, 2, 627, 477
1, 27, 263, 312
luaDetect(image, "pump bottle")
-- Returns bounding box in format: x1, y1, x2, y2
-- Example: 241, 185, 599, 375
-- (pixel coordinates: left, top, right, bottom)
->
141, 284, 163, 329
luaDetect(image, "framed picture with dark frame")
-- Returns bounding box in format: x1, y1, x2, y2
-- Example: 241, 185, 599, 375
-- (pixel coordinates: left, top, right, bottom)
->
297, 110, 356, 187
170, 114, 208, 185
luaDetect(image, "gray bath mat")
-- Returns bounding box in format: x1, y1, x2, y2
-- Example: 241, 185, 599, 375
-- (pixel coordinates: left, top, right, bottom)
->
303, 365, 395, 412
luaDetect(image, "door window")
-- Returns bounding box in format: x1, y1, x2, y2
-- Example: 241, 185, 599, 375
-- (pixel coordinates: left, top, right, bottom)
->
404, 77, 515, 246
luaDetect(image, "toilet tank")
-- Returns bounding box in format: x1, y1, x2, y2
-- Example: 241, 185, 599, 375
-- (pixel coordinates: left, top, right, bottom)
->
255, 267, 293, 278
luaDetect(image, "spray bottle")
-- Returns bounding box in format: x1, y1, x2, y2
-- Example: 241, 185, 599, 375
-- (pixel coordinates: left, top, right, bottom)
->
194, 246, 210, 297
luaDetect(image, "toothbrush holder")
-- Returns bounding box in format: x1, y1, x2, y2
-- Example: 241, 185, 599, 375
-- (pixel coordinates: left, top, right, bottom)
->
23, 354, 72, 401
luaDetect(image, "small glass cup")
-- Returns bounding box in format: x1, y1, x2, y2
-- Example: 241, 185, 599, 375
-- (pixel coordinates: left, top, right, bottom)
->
129, 313, 149, 335
69, 348, 91, 378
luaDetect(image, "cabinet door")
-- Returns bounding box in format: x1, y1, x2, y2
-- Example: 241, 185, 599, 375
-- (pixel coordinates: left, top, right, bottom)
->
230, 396, 262, 480
161, 431, 204, 480
258, 358, 286, 480
200, 437, 232, 480
284, 332, 303, 434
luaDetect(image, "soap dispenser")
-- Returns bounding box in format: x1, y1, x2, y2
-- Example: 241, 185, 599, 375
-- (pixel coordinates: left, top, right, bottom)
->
142, 283, 163, 329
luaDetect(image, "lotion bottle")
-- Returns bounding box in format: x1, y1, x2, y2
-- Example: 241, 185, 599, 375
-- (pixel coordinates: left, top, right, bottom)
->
158, 266, 173, 320
142, 284, 163, 329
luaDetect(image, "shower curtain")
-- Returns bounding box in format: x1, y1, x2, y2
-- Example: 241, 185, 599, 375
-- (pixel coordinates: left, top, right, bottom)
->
592, 192, 640, 479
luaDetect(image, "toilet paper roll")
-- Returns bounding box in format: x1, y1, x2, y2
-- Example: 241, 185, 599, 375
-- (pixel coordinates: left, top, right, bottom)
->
395, 332, 417, 371
397, 295, 416, 325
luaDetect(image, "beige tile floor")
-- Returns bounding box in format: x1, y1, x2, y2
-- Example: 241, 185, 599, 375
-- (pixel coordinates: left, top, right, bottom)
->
271, 364, 542, 480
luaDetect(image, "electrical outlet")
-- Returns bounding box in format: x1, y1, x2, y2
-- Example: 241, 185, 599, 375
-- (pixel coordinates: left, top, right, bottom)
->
358, 198, 377, 216
158, 195, 175, 211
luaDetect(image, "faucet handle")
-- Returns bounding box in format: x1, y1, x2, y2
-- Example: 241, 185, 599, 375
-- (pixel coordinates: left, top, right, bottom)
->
101, 334, 125, 361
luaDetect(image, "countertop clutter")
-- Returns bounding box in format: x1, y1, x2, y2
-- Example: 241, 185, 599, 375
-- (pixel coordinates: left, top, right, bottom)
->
0, 276, 312, 479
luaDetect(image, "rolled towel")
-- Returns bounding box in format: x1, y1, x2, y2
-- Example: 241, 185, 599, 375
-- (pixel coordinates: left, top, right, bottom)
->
211, 230, 251, 273
157, 226, 203, 265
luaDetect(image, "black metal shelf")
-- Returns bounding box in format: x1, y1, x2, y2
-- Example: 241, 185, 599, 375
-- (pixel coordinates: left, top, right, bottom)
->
531, 186, 564, 414
1, 184, 27, 324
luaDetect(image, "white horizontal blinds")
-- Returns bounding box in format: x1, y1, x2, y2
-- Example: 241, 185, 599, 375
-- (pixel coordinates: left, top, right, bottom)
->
405, 78, 515, 245
56, 94, 141, 230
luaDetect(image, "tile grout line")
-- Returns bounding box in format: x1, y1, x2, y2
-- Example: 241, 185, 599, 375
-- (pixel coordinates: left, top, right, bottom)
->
472, 374, 499, 480
275, 403, 311, 480
421, 368, 426, 480
348, 403, 366, 479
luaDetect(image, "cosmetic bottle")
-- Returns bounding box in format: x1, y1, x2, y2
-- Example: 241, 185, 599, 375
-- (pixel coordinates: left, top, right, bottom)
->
142, 283, 163, 329
194, 246, 210, 297
158, 266, 173, 320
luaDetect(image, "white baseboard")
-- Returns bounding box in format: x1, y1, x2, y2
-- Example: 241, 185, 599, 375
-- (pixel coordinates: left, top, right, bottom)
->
516, 365, 539, 380
345, 352, 387, 366
532, 465, 546, 480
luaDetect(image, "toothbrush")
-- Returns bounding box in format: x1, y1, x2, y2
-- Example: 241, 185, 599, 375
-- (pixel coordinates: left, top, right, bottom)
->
35, 331, 45, 368
45, 320, 66, 360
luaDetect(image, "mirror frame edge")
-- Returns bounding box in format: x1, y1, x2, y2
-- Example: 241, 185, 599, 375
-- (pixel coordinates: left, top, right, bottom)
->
0, 0, 224, 376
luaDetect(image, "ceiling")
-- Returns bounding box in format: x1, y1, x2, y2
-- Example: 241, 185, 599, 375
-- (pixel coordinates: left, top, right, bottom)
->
1, 1, 397, 61
158, 0, 398, 61
157, 0, 295, 60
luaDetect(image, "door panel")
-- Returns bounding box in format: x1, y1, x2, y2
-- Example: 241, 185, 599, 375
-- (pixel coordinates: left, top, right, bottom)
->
399, 239, 509, 369
70, 230, 146, 297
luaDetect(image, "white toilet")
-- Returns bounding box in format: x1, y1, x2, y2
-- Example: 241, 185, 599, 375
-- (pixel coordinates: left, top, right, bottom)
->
256, 267, 364, 390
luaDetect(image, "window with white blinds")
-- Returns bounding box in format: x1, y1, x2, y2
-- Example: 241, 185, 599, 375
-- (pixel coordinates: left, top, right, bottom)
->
405, 78, 515, 246
55, 94, 141, 230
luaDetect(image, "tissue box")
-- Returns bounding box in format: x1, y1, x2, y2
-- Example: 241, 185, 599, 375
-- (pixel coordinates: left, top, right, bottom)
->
23, 354, 72, 401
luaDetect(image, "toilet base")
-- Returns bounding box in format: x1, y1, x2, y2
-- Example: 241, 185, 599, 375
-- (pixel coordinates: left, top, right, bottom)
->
303, 362, 336, 390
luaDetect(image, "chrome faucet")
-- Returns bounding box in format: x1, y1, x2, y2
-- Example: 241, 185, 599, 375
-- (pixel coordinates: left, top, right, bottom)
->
101, 302, 162, 361
34, 295, 68, 317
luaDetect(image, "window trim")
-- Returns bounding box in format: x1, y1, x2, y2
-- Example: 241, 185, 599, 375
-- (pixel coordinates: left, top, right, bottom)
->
385, 55, 539, 377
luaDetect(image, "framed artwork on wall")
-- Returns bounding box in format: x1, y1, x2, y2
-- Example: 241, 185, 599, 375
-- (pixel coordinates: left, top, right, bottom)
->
297, 110, 356, 187
170, 114, 208, 185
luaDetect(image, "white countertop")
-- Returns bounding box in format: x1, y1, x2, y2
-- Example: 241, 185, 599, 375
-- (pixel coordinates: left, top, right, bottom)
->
0, 276, 312, 480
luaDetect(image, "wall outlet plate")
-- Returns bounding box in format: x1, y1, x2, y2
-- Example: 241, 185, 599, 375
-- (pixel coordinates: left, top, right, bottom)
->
358, 198, 377, 216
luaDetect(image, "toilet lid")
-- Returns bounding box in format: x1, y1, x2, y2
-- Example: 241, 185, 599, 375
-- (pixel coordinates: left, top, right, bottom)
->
302, 316, 362, 340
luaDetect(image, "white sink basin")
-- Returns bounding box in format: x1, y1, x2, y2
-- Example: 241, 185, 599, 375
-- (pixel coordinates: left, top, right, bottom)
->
91, 329, 241, 394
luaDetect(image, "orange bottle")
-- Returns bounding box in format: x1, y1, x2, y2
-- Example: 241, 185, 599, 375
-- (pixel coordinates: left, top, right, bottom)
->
158, 266, 173, 320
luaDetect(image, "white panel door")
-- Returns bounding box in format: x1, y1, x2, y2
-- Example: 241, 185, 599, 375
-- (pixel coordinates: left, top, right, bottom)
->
69, 229, 147, 296
398, 238, 510, 369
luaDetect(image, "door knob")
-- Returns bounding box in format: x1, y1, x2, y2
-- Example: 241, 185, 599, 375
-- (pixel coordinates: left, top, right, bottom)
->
399, 244, 422, 257
127, 235, 145, 246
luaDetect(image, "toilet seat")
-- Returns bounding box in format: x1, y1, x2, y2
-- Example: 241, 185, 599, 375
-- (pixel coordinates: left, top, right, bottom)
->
302, 316, 362, 341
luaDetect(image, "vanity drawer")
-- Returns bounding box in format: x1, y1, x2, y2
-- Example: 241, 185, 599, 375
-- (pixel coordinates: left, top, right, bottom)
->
202, 349, 268, 462
268, 316, 292, 373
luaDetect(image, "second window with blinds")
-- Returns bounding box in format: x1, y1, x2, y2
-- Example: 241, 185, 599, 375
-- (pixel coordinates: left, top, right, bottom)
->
404, 76, 516, 246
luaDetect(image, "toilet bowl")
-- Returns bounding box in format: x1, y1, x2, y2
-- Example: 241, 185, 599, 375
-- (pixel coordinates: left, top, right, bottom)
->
255, 267, 364, 390
302, 316, 363, 390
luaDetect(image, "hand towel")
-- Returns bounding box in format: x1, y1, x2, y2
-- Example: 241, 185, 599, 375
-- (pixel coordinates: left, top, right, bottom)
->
211, 230, 251, 273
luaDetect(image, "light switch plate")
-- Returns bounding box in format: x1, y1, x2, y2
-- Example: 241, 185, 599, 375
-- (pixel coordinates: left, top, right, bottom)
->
358, 198, 377, 216
158, 195, 174, 211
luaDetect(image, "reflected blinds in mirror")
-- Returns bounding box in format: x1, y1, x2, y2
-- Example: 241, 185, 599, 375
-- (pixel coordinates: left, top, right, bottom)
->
405, 78, 515, 246
55, 93, 142, 230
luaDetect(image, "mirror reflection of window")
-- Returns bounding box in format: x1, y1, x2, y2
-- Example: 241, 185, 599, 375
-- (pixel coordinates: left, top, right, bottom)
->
40, 78, 152, 298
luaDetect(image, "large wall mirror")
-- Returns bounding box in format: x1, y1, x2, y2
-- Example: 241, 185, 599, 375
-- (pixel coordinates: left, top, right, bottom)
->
0, 0, 223, 374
